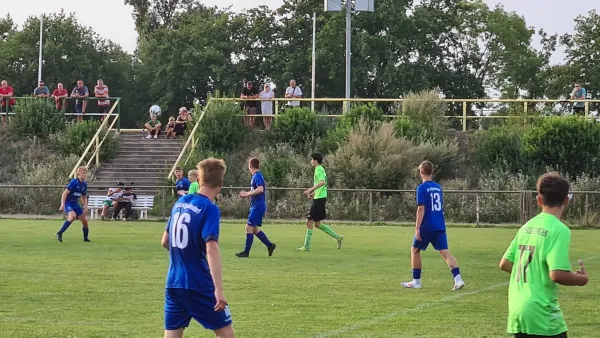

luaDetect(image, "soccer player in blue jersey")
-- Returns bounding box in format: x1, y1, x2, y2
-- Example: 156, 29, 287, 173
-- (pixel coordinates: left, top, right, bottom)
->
174, 166, 191, 196
161, 158, 234, 338
56, 166, 91, 242
235, 158, 276, 258
401, 161, 465, 291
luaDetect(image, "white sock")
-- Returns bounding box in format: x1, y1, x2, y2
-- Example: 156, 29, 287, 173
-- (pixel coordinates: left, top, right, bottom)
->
413, 278, 421, 285
454, 274, 463, 284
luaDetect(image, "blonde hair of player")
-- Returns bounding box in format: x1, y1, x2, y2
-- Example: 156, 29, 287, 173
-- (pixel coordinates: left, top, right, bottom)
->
197, 158, 227, 189
77, 166, 88, 179
188, 169, 199, 182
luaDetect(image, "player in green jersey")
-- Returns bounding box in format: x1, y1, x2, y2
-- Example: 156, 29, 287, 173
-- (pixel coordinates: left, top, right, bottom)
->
499, 172, 588, 338
296, 153, 343, 251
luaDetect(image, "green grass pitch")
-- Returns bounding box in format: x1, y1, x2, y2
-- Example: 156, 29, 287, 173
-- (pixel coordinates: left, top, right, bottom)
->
1, 220, 599, 338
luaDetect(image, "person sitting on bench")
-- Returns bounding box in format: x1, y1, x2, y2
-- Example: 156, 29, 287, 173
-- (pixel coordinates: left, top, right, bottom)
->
112, 183, 136, 221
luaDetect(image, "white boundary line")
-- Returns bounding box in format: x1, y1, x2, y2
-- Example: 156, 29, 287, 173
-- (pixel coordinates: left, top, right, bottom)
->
315, 257, 595, 338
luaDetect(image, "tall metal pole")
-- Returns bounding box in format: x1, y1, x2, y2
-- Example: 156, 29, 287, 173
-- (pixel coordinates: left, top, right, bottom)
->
38, 15, 43, 82
344, 0, 352, 112
311, 12, 316, 112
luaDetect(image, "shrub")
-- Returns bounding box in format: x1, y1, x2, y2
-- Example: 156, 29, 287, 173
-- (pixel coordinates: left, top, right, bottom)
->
476, 169, 530, 224
522, 117, 600, 178
54, 121, 119, 162
249, 143, 312, 188
411, 139, 459, 181
396, 90, 449, 143
475, 124, 524, 174
320, 103, 385, 153
271, 107, 318, 151
196, 100, 248, 153
9, 98, 66, 138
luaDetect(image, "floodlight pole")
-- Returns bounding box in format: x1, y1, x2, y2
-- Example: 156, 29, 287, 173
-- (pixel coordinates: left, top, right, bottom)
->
38, 15, 44, 82
311, 12, 317, 112
344, 0, 352, 112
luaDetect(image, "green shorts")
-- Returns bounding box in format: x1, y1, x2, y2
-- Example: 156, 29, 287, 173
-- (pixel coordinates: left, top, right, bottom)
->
103, 200, 115, 207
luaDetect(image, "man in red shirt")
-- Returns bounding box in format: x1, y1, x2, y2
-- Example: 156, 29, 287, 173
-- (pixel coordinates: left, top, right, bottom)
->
51, 83, 69, 111
0, 80, 16, 123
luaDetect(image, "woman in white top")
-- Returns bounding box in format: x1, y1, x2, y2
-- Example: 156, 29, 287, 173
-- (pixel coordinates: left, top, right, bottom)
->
259, 83, 275, 130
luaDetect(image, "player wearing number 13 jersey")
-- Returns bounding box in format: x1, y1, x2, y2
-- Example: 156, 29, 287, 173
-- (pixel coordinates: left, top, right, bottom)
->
500, 172, 588, 338
161, 158, 235, 338
401, 161, 465, 291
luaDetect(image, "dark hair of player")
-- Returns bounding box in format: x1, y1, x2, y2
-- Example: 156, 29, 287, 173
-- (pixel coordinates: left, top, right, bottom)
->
537, 172, 570, 208
311, 152, 324, 164
197, 158, 227, 188
249, 158, 260, 169
419, 160, 434, 176
175, 166, 183, 171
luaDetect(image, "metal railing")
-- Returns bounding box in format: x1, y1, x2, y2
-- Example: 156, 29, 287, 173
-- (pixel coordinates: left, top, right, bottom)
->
1, 96, 122, 120
215, 97, 600, 132
1, 184, 598, 227
68, 99, 122, 178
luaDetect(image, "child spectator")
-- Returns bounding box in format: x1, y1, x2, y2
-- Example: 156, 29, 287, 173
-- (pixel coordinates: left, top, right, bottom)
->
165, 117, 176, 139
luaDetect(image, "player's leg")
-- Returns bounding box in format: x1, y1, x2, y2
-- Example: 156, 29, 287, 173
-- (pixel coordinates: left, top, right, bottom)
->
252, 220, 276, 257
296, 218, 314, 251
186, 290, 234, 337
402, 232, 431, 289
56, 208, 78, 242
164, 289, 192, 338
78, 208, 91, 242
235, 223, 255, 258
213, 324, 235, 338
434, 231, 464, 290
101, 200, 111, 220
312, 199, 343, 249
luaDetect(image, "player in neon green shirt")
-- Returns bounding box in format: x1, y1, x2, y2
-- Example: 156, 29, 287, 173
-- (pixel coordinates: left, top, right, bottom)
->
296, 153, 343, 251
499, 172, 588, 338
187, 169, 199, 195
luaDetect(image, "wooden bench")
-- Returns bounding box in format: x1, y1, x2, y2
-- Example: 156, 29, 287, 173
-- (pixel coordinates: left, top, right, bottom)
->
88, 195, 155, 220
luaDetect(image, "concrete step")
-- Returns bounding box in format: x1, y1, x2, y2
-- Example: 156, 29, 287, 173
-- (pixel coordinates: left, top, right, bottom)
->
116, 150, 180, 157
111, 155, 179, 162
99, 163, 173, 169
118, 143, 183, 150
97, 173, 165, 180
97, 168, 169, 174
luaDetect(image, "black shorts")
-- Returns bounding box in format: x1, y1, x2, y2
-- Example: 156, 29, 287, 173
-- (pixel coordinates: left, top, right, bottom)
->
308, 198, 326, 222
573, 106, 584, 114
515, 332, 567, 338
99, 105, 110, 115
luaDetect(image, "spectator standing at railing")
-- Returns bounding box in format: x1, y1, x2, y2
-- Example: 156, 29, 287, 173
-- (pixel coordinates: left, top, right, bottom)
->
33, 80, 50, 98
0, 80, 16, 123
51, 83, 69, 111
259, 83, 275, 130
173, 107, 192, 137
285, 79, 302, 108
241, 81, 259, 128
94, 79, 110, 120
571, 83, 587, 115
71, 80, 89, 122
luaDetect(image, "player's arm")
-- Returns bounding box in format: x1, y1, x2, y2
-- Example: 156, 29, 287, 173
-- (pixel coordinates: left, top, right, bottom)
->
81, 195, 88, 212
304, 180, 325, 196
499, 238, 517, 273
60, 189, 70, 209
499, 257, 513, 273
415, 205, 425, 230
206, 240, 227, 309
547, 228, 588, 286
415, 185, 426, 231
550, 269, 588, 286
161, 231, 169, 249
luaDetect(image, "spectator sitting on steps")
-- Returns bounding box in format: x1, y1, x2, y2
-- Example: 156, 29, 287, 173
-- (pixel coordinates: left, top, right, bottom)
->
101, 182, 124, 221
113, 182, 136, 221
145, 114, 162, 139
173, 107, 192, 137
174, 166, 190, 196
165, 117, 176, 139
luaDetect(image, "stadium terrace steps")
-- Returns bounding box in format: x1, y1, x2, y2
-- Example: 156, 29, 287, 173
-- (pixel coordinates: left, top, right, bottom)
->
89, 132, 185, 195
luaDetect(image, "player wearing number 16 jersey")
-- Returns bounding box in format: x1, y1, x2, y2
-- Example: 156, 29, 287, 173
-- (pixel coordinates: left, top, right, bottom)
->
161, 158, 234, 338
499, 172, 588, 338
401, 161, 465, 291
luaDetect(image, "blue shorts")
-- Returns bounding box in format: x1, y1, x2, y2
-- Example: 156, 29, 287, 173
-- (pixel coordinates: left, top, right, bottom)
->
247, 209, 265, 227
65, 204, 84, 218
413, 230, 448, 251
164, 288, 233, 331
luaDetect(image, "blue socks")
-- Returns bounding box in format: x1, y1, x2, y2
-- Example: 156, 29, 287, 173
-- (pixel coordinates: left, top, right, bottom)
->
256, 231, 272, 247
83, 227, 89, 240
58, 220, 72, 234
451, 267, 460, 278
244, 233, 254, 253
412, 268, 422, 280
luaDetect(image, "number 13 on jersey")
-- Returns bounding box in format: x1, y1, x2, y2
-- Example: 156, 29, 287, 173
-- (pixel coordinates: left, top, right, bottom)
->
430, 192, 442, 211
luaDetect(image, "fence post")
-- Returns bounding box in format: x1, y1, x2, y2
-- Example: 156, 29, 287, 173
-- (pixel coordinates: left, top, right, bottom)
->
162, 188, 166, 221
585, 102, 589, 118
475, 192, 480, 227
368, 192, 373, 223
117, 99, 121, 132
462, 101, 467, 132
94, 136, 100, 167
523, 101, 528, 124
275, 101, 279, 116
585, 193, 589, 227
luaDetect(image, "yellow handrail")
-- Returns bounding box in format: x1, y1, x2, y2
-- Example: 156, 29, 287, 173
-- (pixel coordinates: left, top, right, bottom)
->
69, 99, 120, 178
84, 113, 120, 168
167, 99, 211, 180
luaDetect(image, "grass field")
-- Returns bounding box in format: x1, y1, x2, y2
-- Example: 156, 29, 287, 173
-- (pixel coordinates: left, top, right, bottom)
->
1, 220, 599, 338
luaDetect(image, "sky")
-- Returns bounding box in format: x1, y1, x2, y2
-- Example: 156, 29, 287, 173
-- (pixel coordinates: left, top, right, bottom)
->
3, 0, 597, 64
